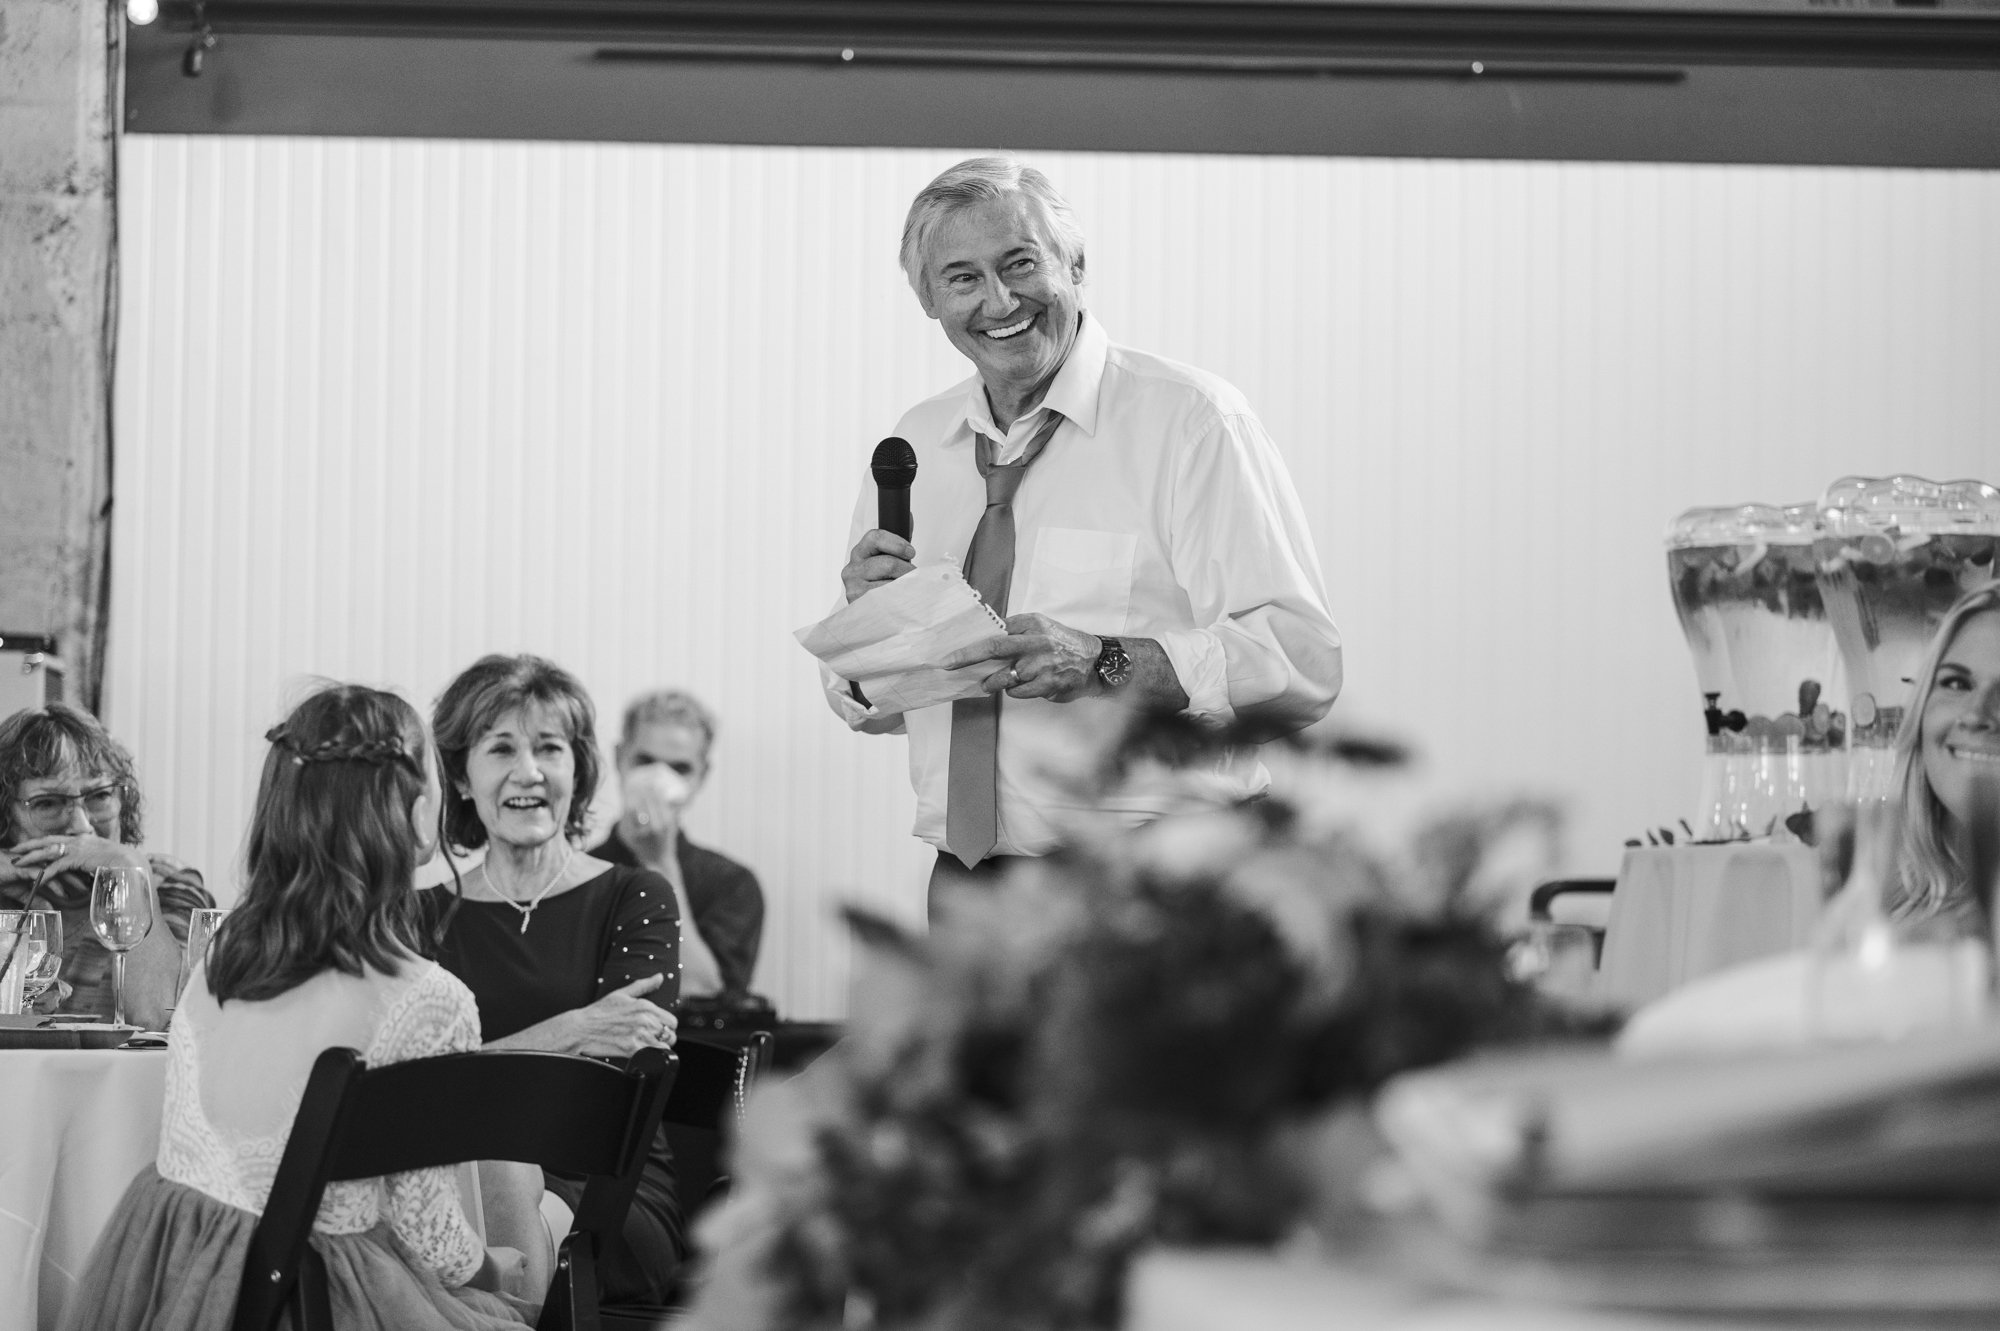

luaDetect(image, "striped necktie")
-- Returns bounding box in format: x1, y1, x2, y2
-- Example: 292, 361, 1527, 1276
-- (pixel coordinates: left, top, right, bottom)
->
945, 408, 1066, 868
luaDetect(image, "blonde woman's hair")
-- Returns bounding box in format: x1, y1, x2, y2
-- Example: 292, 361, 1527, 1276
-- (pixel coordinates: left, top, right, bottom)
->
1888, 579, 2000, 920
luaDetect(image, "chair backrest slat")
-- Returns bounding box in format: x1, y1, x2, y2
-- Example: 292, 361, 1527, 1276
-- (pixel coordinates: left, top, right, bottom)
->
331, 1052, 648, 1180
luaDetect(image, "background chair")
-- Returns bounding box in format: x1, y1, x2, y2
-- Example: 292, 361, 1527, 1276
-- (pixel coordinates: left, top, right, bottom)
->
1528, 877, 1616, 965
234, 1045, 676, 1331
663, 1033, 772, 1215
599, 1032, 772, 1331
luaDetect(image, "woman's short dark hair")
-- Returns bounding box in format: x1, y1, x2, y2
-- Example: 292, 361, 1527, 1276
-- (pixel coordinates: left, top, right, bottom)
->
206, 683, 431, 1004
0, 702, 145, 849
432, 654, 600, 854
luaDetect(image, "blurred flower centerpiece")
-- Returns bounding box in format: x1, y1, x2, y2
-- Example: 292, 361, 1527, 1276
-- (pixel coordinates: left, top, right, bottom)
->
1815, 475, 2000, 803
1666, 503, 1845, 841
686, 719, 1577, 1331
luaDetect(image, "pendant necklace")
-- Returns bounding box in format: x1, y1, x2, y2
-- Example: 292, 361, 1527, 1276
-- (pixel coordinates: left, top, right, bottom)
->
485, 842, 574, 934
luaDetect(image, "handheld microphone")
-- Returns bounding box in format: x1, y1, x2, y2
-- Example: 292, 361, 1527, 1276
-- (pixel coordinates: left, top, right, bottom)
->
871, 438, 918, 542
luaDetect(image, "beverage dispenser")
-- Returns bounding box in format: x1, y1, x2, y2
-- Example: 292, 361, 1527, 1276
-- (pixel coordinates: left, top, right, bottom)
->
1667, 504, 1846, 840
1816, 475, 2000, 802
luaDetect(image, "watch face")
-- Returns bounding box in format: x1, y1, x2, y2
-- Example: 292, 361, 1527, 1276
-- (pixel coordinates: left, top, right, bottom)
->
1097, 638, 1132, 688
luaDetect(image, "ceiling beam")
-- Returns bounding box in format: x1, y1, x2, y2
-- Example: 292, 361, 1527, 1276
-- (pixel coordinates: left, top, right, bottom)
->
123, 0, 2000, 165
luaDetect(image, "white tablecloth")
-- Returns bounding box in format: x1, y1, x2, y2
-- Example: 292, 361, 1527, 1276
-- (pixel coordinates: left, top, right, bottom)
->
1598, 844, 1820, 1009
1125, 1247, 1956, 1331
0, 1050, 167, 1331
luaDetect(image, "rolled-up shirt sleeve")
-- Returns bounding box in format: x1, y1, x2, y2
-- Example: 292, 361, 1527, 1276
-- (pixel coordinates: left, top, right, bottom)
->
1156, 409, 1342, 732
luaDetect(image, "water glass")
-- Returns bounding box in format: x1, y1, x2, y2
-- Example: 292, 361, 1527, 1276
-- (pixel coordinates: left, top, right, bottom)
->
20, 910, 62, 1006
1508, 922, 1601, 1003
177, 907, 229, 1002
0, 912, 24, 1016
90, 866, 156, 1027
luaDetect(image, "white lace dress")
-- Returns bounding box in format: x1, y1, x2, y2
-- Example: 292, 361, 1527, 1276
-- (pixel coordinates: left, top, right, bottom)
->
61, 958, 530, 1331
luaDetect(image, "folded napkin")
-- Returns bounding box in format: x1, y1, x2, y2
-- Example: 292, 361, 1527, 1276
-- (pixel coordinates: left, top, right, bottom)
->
796, 563, 1007, 714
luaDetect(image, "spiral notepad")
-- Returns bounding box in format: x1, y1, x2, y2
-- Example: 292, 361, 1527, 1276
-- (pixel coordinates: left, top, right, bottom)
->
796, 562, 1006, 713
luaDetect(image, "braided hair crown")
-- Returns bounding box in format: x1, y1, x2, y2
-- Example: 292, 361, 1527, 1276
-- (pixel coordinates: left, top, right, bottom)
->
264, 685, 422, 774
263, 727, 417, 770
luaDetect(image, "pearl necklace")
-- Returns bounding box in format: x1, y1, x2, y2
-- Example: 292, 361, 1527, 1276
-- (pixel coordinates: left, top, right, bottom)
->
481, 842, 575, 934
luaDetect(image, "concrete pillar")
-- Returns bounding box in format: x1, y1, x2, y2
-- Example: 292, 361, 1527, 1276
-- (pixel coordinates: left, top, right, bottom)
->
0, 0, 115, 712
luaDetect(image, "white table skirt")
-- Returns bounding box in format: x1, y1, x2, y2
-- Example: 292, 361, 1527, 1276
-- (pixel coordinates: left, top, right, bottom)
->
1125, 1247, 1949, 1331
1598, 844, 1820, 1009
0, 1050, 168, 1331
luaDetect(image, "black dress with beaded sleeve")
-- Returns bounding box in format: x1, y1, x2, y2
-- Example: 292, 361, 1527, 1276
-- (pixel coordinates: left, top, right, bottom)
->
419, 863, 685, 1303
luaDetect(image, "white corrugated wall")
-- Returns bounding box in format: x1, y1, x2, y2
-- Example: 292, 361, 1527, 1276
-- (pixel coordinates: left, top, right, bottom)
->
109, 139, 2000, 1018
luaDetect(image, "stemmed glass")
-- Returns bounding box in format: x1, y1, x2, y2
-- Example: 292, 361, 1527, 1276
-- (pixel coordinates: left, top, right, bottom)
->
90, 866, 156, 1027
0, 912, 28, 1014
21, 910, 62, 1007
176, 907, 229, 1004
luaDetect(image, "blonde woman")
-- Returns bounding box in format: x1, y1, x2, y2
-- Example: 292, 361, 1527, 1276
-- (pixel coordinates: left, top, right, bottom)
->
1889, 580, 2000, 923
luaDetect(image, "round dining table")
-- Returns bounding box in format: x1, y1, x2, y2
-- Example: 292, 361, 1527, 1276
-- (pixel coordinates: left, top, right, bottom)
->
0, 1048, 168, 1331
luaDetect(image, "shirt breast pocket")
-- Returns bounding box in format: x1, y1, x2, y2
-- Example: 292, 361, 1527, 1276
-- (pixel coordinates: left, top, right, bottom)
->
1016, 528, 1137, 634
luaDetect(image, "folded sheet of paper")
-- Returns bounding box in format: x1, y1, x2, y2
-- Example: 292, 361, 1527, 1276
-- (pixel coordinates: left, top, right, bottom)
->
796, 563, 1007, 714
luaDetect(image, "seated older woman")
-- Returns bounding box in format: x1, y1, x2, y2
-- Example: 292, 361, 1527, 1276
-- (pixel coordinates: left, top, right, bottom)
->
0, 703, 212, 1027
419, 654, 685, 1306
1890, 580, 2000, 925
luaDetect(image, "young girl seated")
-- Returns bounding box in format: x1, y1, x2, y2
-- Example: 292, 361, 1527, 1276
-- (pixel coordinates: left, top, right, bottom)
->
64, 684, 541, 1331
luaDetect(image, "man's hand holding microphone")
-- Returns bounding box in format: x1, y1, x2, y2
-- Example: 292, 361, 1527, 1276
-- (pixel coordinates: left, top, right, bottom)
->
841, 528, 916, 604
844, 437, 920, 604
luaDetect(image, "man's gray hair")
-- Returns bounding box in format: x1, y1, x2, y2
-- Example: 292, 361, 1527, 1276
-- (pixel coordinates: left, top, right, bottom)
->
899, 156, 1087, 299
618, 688, 717, 762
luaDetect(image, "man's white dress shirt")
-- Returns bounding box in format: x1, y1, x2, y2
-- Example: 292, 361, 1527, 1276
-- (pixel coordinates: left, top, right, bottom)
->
826, 313, 1342, 857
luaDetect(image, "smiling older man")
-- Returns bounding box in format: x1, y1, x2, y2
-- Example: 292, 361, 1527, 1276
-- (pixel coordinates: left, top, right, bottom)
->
828, 156, 1342, 906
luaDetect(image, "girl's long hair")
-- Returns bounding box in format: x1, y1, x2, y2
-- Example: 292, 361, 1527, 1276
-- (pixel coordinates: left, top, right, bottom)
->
206, 684, 432, 1003
1889, 580, 2000, 922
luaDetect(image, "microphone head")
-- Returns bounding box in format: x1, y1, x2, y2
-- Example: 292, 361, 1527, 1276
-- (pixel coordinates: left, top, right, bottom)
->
870, 437, 918, 488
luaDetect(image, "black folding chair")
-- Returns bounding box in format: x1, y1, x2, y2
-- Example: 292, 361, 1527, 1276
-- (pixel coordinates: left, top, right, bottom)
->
599, 1032, 772, 1331
234, 1045, 676, 1331
1528, 877, 1617, 966
663, 1033, 771, 1215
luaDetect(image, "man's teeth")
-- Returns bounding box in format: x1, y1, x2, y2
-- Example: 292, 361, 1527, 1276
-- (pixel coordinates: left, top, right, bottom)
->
984, 317, 1033, 340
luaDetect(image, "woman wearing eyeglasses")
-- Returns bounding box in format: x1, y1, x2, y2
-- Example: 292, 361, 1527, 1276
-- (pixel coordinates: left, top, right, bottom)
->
0, 703, 212, 1027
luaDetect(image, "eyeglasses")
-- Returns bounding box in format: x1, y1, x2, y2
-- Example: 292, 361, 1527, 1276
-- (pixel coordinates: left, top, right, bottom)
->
16, 786, 123, 828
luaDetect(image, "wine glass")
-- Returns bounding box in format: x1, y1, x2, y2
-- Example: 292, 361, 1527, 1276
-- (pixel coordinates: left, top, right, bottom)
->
21, 910, 62, 1007
0, 912, 26, 1014
176, 907, 229, 1004
90, 866, 156, 1027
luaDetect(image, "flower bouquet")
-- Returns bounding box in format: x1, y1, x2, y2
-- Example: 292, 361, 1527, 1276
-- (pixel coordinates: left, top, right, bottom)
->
686, 713, 1590, 1331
